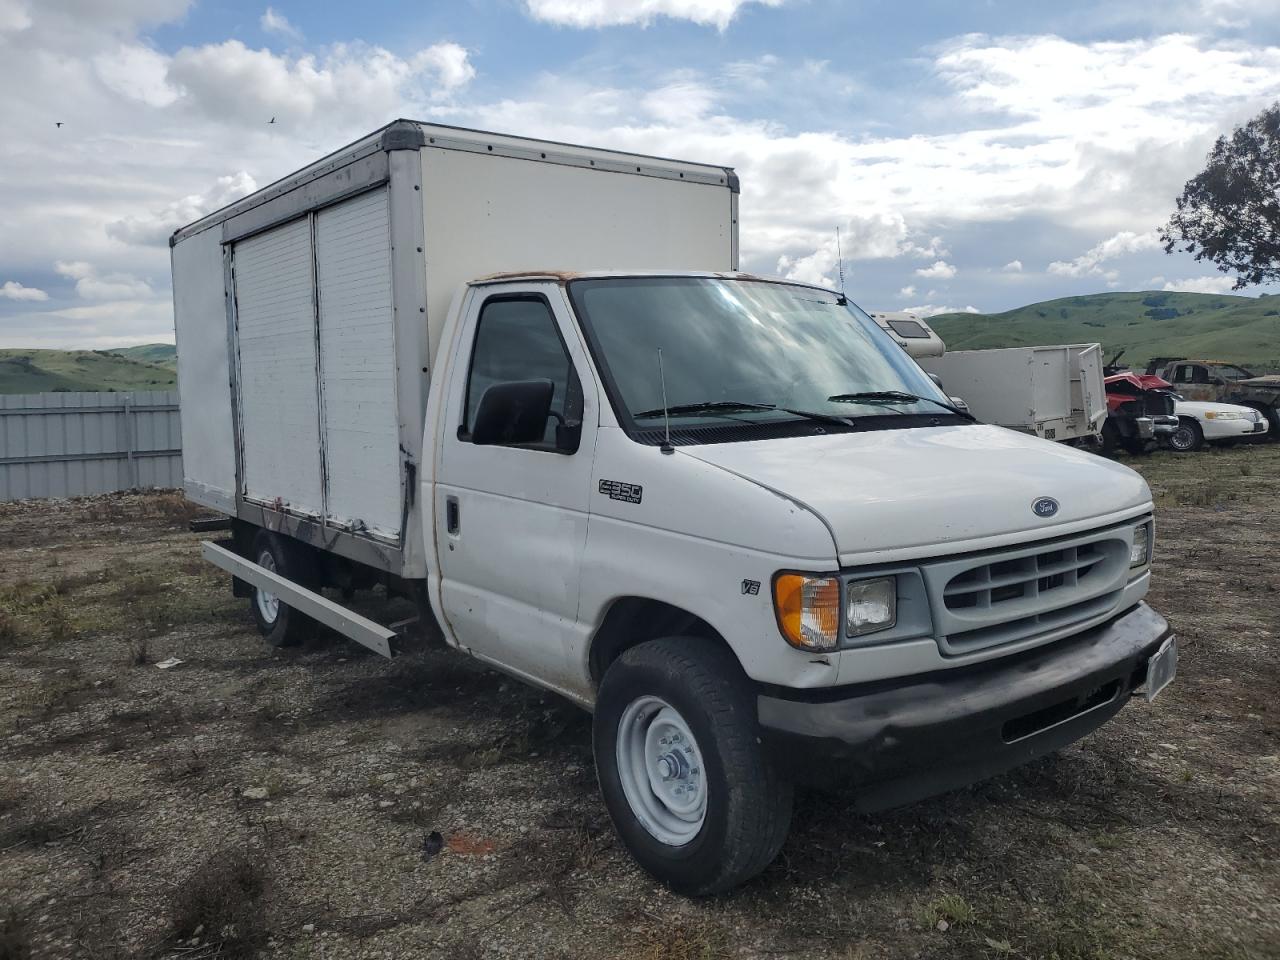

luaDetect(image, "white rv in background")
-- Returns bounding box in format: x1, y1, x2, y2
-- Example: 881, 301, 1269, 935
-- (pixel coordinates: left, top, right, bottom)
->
171, 121, 1174, 895
872, 311, 1107, 443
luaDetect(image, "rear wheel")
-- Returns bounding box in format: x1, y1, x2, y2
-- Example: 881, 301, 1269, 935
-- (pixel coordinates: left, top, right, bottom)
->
593, 637, 793, 896
249, 529, 317, 647
1167, 418, 1203, 453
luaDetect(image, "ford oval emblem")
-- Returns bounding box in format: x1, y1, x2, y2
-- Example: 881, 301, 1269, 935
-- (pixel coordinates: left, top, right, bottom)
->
1032, 497, 1059, 518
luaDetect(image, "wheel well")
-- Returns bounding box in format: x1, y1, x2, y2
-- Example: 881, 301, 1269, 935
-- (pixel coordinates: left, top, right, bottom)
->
588, 597, 727, 684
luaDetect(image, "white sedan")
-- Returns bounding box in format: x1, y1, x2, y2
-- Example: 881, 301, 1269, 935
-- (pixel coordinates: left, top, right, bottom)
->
1166, 399, 1269, 452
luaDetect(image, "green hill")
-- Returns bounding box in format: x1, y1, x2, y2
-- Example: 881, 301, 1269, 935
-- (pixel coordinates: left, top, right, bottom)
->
0, 349, 177, 395
110, 343, 176, 369
928, 291, 1280, 371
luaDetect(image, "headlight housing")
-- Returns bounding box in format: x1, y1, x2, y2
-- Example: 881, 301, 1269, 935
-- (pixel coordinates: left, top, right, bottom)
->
1204, 410, 1247, 420
845, 576, 897, 637
773, 574, 899, 651
1130, 522, 1152, 568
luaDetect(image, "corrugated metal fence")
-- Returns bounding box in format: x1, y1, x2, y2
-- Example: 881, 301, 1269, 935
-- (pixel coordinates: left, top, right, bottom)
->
0, 391, 182, 502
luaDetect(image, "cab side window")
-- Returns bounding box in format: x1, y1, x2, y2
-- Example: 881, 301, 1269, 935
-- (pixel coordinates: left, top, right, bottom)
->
463, 297, 583, 448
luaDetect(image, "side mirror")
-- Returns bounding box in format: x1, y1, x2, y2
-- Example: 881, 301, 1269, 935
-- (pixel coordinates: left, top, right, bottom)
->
471, 379, 554, 446
927, 373, 946, 391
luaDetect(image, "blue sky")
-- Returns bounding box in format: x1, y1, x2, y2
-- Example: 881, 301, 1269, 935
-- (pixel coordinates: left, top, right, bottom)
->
1, 0, 1279, 347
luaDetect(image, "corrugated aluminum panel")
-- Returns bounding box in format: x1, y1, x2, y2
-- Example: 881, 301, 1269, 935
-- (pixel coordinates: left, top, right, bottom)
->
0, 391, 182, 502
315, 188, 402, 541
233, 218, 324, 517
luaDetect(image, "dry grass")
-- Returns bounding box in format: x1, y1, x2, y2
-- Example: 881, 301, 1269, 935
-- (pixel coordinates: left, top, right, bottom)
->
0, 466, 1276, 959
166, 849, 268, 957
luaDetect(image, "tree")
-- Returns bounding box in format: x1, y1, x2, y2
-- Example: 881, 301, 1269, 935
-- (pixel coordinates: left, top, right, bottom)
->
1161, 103, 1280, 289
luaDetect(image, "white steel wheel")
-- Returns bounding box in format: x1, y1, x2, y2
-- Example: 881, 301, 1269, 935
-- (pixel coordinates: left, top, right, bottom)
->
254, 548, 280, 624
616, 695, 708, 846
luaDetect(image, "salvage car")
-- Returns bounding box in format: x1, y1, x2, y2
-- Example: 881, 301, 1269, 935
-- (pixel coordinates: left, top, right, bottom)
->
1146, 358, 1280, 437
1165, 398, 1269, 452
171, 121, 1177, 895
1102, 372, 1179, 454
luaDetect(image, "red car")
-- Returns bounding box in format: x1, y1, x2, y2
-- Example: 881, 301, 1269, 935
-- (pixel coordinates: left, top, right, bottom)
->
1102, 372, 1179, 454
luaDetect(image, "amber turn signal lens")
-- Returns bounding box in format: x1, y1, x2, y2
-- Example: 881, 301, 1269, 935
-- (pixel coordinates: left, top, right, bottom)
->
774, 574, 840, 651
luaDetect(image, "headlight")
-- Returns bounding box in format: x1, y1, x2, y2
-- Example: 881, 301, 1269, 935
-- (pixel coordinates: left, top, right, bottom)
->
773, 574, 840, 651
1204, 410, 1247, 420
1130, 523, 1151, 567
845, 576, 897, 637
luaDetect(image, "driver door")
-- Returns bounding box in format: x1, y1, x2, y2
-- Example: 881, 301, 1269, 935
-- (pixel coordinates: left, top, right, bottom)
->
434, 283, 599, 690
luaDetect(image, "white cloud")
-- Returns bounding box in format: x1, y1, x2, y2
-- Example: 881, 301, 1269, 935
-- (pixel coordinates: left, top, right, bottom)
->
0, 300, 174, 350
899, 285, 917, 297
915, 260, 957, 280
0, 280, 48, 301
523, 0, 785, 29
107, 172, 257, 246
166, 39, 475, 128
260, 7, 300, 40
56, 260, 154, 301
1003, 259, 1023, 272
0, 0, 31, 32
1162, 275, 1238, 294
1048, 230, 1161, 277
901, 303, 980, 317
94, 43, 177, 106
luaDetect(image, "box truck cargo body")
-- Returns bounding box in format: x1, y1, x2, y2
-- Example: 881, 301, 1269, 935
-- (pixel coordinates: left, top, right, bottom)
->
172, 120, 738, 579
171, 121, 1174, 896
870, 312, 1106, 443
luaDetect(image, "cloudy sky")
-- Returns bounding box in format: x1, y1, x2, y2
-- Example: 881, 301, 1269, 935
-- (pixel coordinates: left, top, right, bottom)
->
1, 0, 1279, 348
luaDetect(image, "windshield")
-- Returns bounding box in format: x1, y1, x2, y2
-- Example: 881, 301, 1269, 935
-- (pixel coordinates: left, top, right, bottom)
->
567, 277, 954, 432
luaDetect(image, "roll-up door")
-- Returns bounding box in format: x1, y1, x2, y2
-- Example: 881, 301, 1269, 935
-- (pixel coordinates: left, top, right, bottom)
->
314, 188, 402, 541
232, 218, 324, 517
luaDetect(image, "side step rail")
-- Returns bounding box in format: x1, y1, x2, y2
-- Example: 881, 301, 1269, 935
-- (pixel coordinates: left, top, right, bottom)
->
201, 541, 396, 659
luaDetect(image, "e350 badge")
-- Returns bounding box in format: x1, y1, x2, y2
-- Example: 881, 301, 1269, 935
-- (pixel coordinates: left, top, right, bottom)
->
598, 479, 642, 504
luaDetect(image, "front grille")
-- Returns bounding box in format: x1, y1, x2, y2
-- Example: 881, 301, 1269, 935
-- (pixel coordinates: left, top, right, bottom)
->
922, 525, 1135, 656
1142, 392, 1176, 417
944, 541, 1111, 611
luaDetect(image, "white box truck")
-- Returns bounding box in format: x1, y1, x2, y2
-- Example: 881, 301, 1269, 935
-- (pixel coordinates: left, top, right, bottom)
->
172, 120, 1175, 895
871, 312, 1107, 443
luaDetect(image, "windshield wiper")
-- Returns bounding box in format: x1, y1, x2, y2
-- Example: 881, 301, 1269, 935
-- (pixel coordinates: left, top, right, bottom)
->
632, 400, 853, 429
827, 391, 977, 422
632, 400, 775, 419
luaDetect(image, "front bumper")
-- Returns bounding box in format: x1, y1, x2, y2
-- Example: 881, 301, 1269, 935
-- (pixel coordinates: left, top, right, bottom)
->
757, 602, 1172, 811
1151, 415, 1180, 436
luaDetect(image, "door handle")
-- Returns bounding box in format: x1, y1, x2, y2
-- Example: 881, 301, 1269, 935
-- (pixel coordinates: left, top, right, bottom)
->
446, 496, 460, 535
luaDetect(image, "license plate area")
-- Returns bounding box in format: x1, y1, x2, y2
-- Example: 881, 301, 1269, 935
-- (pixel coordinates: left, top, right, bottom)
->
1144, 635, 1177, 702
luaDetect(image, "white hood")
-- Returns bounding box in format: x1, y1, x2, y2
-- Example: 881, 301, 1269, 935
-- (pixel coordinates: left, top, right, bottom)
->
679, 424, 1151, 563
1175, 399, 1259, 418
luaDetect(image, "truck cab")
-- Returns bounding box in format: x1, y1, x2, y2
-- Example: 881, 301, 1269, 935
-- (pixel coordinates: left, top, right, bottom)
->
1147, 359, 1280, 436
173, 122, 1175, 896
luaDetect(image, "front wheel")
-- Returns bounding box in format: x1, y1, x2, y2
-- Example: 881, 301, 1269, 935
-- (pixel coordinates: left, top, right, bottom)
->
593, 637, 793, 896
1167, 418, 1203, 453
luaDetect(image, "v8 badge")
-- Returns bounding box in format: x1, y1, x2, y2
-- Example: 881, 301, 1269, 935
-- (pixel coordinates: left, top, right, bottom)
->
741, 579, 761, 596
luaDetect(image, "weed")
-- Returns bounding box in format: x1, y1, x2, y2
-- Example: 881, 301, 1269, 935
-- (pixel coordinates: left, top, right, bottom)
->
0, 609, 16, 647
167, 849, 267, 957
628, 919, 727, 960
129, 639, 150, 666
921, 893, 975, 930
1240, 461, 1254, 477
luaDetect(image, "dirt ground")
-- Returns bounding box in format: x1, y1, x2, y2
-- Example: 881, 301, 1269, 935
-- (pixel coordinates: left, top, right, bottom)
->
0, 444, 1276, 960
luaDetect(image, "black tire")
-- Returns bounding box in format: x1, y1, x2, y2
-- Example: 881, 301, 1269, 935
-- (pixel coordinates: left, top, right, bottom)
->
1167, 417, 1203, 453
1122, 435, 1149, 455
248, 529, 318, 647
1100, 418, 1121, 454
593, 637, 793, 896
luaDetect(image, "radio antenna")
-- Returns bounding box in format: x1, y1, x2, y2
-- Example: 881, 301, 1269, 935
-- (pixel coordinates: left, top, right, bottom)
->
835, 225, 847, 302
658, 348, 674, 455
